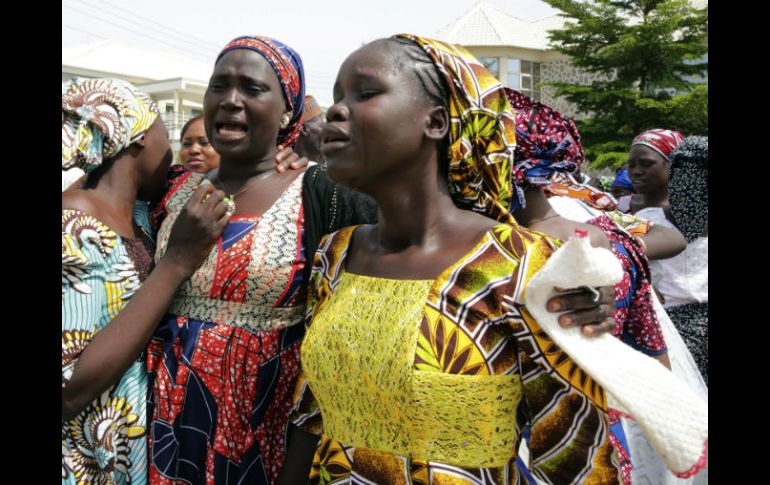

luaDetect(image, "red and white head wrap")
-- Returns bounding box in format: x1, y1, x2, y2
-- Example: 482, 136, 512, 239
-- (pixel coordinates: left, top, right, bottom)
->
631, 129, 685, 162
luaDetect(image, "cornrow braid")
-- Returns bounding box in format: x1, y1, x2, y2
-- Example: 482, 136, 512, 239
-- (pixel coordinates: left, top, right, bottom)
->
385, 36, 449, 109
380, 37, 451, 173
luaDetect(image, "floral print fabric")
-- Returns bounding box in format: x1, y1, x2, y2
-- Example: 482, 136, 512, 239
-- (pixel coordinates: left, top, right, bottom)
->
62, 205, 155, 485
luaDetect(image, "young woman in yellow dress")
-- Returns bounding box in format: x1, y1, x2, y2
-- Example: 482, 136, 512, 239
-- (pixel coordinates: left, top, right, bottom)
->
283, 35, 625, 484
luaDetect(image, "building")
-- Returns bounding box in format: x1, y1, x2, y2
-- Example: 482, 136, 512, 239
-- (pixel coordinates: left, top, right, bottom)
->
62, 41, 212, 153
434, 1, 599, 118
434, 1, 707, 119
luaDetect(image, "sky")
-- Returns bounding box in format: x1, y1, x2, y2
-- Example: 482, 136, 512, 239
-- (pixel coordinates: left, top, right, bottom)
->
62, 0, 560, 105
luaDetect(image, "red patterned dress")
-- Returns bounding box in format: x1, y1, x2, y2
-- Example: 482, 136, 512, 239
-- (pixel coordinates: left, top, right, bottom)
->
587, 214, 668, 484
147, 170, 307, 485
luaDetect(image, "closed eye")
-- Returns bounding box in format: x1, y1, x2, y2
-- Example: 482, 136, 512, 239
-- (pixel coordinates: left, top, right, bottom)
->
359, 90, 380, 101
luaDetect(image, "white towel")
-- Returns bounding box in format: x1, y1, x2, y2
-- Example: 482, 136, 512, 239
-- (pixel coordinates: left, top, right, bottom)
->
525, 235, 708, 478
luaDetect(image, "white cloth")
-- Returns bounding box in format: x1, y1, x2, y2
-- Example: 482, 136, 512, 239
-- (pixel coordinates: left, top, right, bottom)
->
634, 207, 708, 308
617, 195, 632, 212
545, 197, 709, 481
525, 236, 708, 477
621, 292, 708, 484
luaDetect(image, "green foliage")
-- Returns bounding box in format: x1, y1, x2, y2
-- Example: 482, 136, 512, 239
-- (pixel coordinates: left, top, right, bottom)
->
542, 0, 708, 169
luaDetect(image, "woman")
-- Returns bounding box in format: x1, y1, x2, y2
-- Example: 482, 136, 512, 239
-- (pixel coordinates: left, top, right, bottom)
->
62, 78, 230, 484
617, 128, 685, 215
506, 88, 671, 365
505, 88, 677, 483
620, 136, 709, 485
145, 35, 381, 485
294, 95, 325, 162
283, 35, 635, 485
146, 35, 622, 485
179, 114, 220, 173
610, 168, 635, 201
660, 136, 708, 383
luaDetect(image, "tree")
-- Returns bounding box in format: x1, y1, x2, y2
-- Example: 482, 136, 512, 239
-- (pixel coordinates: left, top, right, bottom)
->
542, 0, 708, 169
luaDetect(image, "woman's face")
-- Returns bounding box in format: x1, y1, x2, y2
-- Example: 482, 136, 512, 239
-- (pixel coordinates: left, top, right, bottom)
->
626, 144, 669, 195
180, 118, 220, 173
204, 49, 288, 160
320, 41, 435, 191
137, 118, 173, 202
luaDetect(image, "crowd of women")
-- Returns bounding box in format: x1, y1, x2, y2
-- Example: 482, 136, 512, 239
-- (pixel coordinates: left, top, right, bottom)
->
62, 31, 707, 485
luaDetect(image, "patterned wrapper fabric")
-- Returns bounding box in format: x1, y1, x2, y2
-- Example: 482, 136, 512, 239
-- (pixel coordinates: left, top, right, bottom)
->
62, 78, 160, 485
545, 177, 618, 211
62, 204, 156, 485
395, 34, 519, 223
505, 88, 584, 188
217, 35, 306, 147
292, 224, 625, 484
668, 136, 707, 243
62, 77, 159, 172
502, 87, 619, 211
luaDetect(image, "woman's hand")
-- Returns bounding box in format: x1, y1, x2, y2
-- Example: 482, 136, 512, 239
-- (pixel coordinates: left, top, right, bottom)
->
546, 285, 616, 336
275, 144, 309, 172
63, 184, 230, 421
164, 184, 230, 276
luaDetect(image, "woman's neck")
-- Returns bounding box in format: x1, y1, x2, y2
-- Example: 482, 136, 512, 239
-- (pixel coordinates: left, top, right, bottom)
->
369, 157, 463, 252
84, 158, 140, 217
218, 149, 278, 181
632, 188, 668, 213
515, 186, 558, 227
637, 187, 668, 208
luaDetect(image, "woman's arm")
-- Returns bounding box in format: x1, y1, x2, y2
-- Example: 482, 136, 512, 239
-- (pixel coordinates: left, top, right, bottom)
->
278, 425, 318, 485
62, 185, 229, 421
641, 223, 687, 260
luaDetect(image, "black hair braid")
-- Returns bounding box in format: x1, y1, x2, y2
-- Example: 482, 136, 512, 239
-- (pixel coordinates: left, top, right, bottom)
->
386, 37, 449, 109
384, 37, 451, 173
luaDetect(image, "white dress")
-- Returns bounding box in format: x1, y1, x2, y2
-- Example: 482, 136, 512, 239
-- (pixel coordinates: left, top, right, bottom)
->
633, 207, 708, 309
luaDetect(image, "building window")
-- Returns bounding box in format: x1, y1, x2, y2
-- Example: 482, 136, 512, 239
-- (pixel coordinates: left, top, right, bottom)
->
506, 58, 541, 101
479, 57, 499, 78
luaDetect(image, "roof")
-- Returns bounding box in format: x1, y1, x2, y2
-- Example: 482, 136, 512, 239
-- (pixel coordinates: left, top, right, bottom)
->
62, 41, 213, 83
434, 1, 566, 51
434, 0, 707, 50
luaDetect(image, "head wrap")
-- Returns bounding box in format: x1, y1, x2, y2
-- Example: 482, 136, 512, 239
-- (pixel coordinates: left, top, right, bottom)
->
668, 136, 707, 242
62, 77, 159, 173
303, 95, 323, 122
394, 34, 518, 223
611, 168, 635, 192
631, 129, 685, 162
216, 35, 306, 147
505, 88, 584, 191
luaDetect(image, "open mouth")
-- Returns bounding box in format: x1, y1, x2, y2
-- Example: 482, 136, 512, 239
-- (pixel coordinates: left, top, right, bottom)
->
320, 125, 351, 155
215, 122, 248, 141
320, 124, 350, 144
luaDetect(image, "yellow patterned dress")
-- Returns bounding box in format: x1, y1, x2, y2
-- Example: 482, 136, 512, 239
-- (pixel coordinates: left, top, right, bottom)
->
291, 224, 621, 484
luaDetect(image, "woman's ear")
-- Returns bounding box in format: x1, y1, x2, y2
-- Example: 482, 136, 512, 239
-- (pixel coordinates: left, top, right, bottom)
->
133, 134, 147, 148
424, 105, 449, 141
